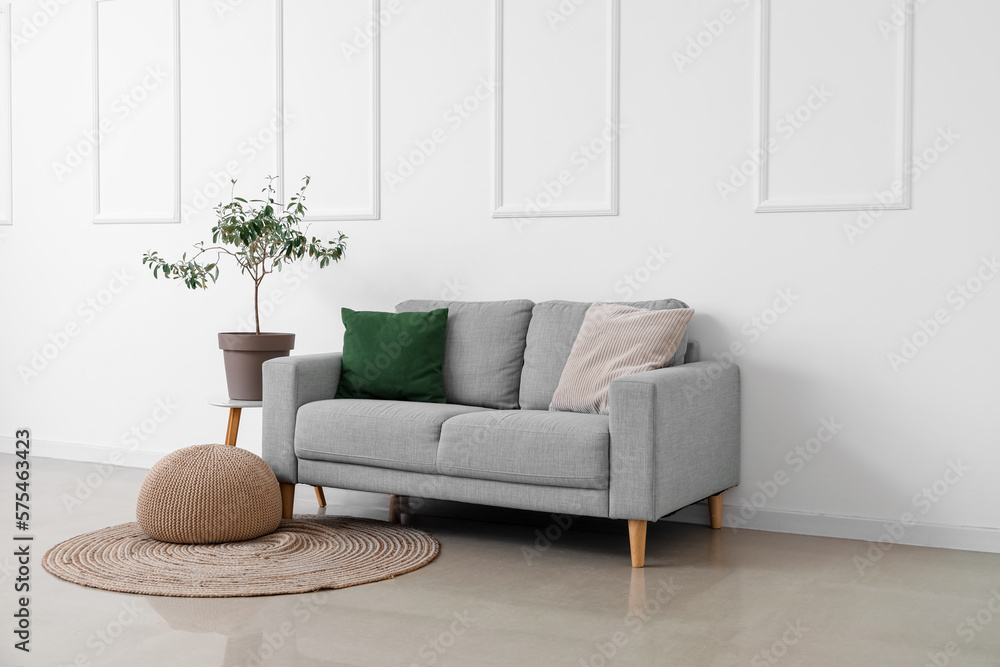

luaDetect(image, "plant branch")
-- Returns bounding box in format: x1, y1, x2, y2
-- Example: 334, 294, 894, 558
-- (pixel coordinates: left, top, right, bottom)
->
143, 175, 347, 334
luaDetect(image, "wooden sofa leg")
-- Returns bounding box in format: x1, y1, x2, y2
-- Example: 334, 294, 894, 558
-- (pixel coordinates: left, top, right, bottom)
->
314, 486, 327, 507
389, 494, 402, 524
628, 520, 647, 568
708, 492, 724, 530
280, 483, 295, 520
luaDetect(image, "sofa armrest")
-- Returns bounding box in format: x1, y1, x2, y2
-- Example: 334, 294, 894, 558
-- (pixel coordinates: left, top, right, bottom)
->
262, 353, 342, 484
608, 361, 741, 521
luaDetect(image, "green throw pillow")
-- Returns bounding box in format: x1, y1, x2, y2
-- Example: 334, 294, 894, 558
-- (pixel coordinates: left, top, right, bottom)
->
335, 308, 449, 403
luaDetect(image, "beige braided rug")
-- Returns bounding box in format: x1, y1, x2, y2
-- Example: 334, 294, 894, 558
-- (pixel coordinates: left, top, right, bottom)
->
42, 515, 439, 598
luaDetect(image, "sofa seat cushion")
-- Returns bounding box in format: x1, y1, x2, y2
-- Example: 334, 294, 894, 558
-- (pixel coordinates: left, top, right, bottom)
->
437, 410, 610, 490
294, 400, 488, 474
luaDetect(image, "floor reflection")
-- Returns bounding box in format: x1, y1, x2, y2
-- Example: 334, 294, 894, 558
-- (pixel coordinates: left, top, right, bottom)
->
628, 566, 646, 618
146, 594, 341, 666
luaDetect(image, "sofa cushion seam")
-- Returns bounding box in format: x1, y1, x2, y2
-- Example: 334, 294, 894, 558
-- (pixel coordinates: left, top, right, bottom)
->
436, 464, 606, 482
301, 412, 479, 426
296, 449, 434, 469
443, 425, 609, 438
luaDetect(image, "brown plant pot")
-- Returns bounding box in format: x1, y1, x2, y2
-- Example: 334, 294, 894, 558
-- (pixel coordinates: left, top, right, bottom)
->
218, 332, 295, 401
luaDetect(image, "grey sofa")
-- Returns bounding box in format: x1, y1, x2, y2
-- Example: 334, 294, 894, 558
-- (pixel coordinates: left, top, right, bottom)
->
262, 299, 740, 567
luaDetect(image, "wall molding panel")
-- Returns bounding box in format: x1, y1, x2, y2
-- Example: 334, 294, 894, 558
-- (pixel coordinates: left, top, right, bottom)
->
755, 0, 913, 213
0, 4, 11, 226
276, 0, 380, 221
92, 0, 181, 224
492, 0, 620, 218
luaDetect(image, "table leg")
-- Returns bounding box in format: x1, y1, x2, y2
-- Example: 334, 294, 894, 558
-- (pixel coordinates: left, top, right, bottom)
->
225, 408, 242, 447
224, 404, 326, 508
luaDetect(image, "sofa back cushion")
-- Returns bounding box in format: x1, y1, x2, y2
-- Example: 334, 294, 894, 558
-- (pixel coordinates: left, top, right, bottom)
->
518, 299, 690, 411
396, 299, 535, 409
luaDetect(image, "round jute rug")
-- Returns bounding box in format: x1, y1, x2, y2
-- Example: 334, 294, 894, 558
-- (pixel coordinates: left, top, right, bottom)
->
41, 515, 439, 598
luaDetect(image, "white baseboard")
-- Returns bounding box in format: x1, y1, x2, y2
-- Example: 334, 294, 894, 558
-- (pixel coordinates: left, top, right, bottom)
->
665, 501, 1000, 554
0, 435, 166, 470
4, 437, 998, 554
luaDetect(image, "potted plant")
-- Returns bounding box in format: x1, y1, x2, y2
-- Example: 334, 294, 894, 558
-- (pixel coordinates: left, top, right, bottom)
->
143, 176, 347, 400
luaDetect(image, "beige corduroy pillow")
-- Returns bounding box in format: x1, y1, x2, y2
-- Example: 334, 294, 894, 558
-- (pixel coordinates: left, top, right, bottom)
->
549, 303, 694, 415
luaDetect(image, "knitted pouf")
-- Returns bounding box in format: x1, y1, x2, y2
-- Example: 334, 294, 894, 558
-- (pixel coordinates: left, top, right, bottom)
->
136, 444, 282, 544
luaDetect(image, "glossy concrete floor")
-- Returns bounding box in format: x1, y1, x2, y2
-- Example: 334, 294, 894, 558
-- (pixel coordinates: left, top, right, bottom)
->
2, 454, 1000, 667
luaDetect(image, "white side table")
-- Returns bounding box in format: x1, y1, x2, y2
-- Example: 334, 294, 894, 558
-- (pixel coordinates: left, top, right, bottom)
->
210, 398, 327, 507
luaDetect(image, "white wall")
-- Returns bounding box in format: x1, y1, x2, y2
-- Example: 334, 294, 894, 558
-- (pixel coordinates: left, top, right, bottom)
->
2, 0, 998, 551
